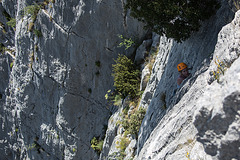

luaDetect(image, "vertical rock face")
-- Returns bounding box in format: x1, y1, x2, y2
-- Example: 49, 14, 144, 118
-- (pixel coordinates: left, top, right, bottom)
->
137, 0, 235, 154
100, 1, 239, 160
0, 0, 145, 159
193, 9, 240, 159
135, 3, 239, 160
1, 0, 240, 160
0, 2, 16, 159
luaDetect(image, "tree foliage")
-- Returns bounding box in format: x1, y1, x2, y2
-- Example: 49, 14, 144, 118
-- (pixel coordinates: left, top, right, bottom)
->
24, 4, 41, 21
121, 107, 146, 138
6, 18, 16, 28
91, 137, 104, 155
112, 54, 140, 99
117, 35, 135, 50
125, 0, 220, 42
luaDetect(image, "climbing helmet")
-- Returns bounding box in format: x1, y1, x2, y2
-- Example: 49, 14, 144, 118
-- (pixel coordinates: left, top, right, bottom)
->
177, 63, 188, 72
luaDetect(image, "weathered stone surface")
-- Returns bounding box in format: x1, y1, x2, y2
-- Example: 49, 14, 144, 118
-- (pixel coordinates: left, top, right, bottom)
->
2, 0, 17, 18
194, 55, 240, 160
100, 107, 121, 159
134, 39, 152, 65
1, 0, 240, 160
136, 8, 239, 160
0, 0, 145, 159
0, 2, 16, 160
124, 139, 136, 160
192, 9, 240, 160
137, 1, 235, 156
140, 65, 150, 91
100, 5, 238, 159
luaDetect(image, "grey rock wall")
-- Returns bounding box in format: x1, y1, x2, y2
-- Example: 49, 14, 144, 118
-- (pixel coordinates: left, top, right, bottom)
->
137, 0, 235, 155
0, 0, 145, 159
100, 1, 240, 159
1, 0, 240, 159
136, 5, 239, 160
193, 9, 240, 159
0, 2, 16, 160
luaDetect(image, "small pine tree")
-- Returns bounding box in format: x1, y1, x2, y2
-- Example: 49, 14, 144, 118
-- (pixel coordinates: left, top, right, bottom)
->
112, 54, 140, 99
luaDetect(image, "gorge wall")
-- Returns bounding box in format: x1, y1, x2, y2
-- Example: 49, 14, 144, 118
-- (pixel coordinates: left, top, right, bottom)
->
0, 0, 240, 160
100, 0, 240, 160
0, 0, 145, 159
136, 7, 240, 160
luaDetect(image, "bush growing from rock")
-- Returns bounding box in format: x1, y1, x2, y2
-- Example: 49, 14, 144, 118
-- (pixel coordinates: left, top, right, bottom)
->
112, 54, 140, 99
121, 107, 146, 138
125, 0, 220, 42
116, 137, 130, 158
33, 29, 42, 37
127, 107, 146, 138
113, 94, 122, 106
6, 18, 16, 28
90, 137, 104, 155
211, 57, 228, 83
24, 4, 41, 21
117, 34, 135, 50
95, 60, 101, 67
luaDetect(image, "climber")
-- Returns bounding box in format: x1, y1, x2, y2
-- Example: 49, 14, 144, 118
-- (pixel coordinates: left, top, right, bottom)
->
177, 62, 190, 88
171, 63, 191, 98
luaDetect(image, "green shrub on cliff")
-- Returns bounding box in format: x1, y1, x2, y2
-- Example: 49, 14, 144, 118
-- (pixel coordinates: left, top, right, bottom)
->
24, 4, 41, 21
116, 137, 130, 157
6, 18, 16, 28
128, 107, 146, 137
121, 107, 146, 138
112, 54, 140, 99
125, 0, 220, 42
33, 29, 42, 37
118, 34, 135, 50
91, 137, 104, 155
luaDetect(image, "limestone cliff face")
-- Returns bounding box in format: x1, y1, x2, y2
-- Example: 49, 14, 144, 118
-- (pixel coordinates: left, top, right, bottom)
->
0, 0, 145, 159
136, 2, 239, 160
100, 1, 240, 160
1, 0, 240, 160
